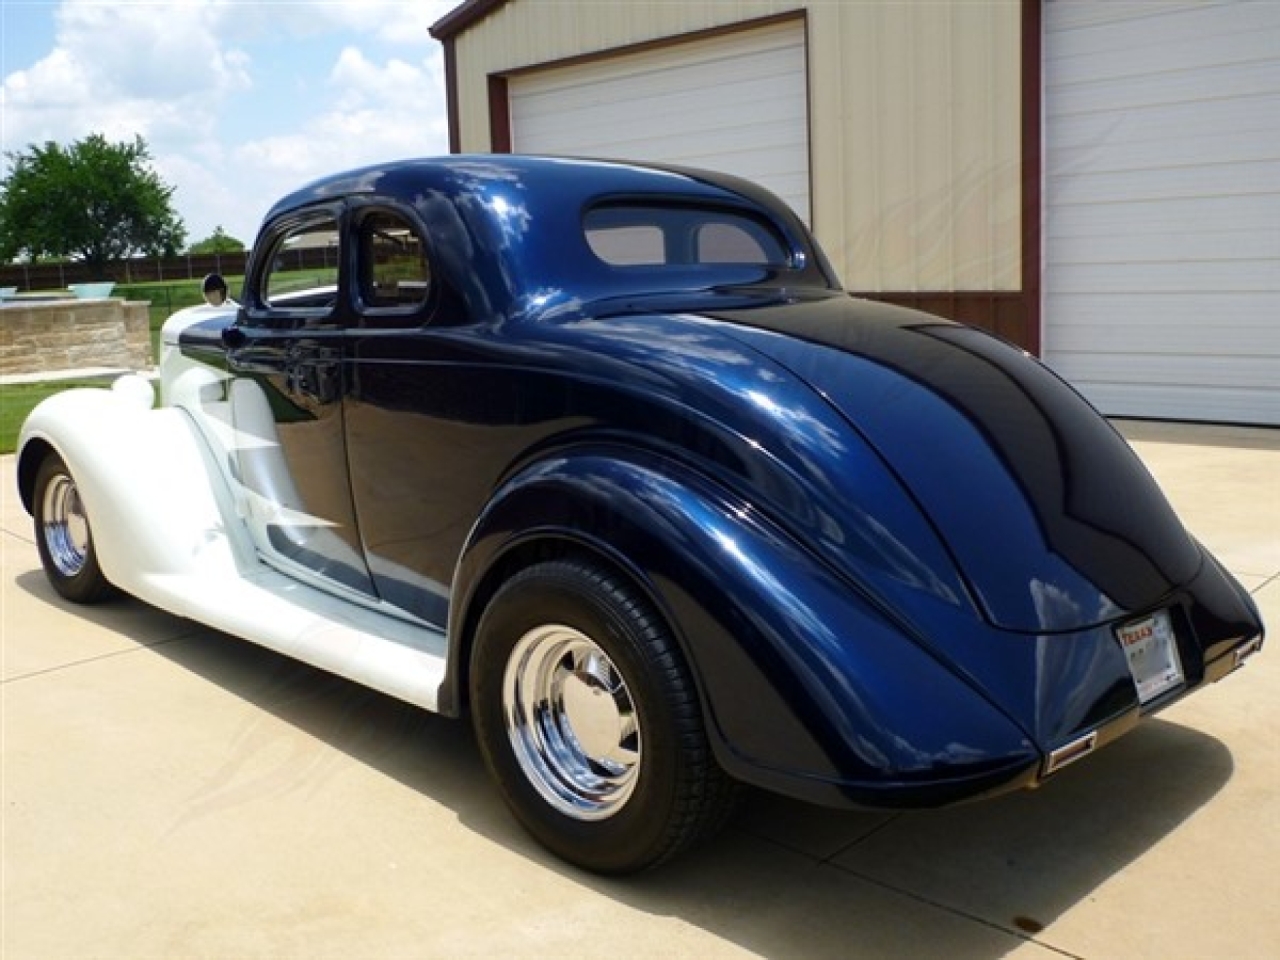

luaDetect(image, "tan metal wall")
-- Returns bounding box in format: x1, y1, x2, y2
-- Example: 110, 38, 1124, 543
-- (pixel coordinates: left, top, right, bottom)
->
449, 0, 1022, 293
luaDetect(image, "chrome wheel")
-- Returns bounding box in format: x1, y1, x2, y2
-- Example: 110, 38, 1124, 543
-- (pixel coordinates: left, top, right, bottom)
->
40, 472, 91, 578
473, 558, 733, 873
503, 623, 641, 821
31, 452, 115, 604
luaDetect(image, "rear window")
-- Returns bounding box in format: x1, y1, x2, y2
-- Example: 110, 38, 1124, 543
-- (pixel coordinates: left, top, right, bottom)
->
584, 203, 788, 268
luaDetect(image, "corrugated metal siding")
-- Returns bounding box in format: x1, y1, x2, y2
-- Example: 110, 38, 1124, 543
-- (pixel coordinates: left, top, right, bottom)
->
811, 1, 1021, 291
449, 0, 1021, 293
1044, 0, 1280, 424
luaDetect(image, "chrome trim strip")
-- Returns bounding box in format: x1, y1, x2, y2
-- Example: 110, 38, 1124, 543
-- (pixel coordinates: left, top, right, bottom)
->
1234, 635, 1264, 669
1042, 730, 1099, 777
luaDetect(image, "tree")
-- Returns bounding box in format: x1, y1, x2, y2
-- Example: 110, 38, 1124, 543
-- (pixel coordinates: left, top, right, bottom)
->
0, 133, 187, 278
188, 226, 246, 255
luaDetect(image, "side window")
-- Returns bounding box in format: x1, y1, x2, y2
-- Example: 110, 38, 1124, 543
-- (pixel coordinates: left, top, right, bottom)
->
262, 216, 341, 313
358, 211, 432, 313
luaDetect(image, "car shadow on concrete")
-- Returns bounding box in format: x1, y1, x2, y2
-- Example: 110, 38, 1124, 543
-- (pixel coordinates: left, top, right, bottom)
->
22, 583, 1236, 958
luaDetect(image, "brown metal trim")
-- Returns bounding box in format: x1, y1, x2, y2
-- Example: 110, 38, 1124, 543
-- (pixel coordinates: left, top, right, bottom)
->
442, 37, 461, 154
430, 0, 509, 41
496, 10, 808, 81
800, 11, 815, 227
854, 292, 1032, 350
512, 12, 808, 79
1021, 0, 1043, 357
488, 74, 511, 153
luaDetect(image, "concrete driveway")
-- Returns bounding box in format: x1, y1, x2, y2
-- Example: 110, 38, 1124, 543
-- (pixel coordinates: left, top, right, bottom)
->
3, 421, 1277, 959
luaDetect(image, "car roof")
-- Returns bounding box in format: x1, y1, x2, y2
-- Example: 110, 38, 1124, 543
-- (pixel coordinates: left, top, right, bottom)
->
256, 155, 839, 322
264, 154, 798, 231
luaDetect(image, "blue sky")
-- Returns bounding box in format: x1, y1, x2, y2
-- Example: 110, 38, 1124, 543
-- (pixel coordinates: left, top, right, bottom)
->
1, 0, 457, 247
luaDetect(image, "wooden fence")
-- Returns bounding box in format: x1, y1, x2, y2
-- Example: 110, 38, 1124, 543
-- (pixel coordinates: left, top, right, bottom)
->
0, 251, 252, 292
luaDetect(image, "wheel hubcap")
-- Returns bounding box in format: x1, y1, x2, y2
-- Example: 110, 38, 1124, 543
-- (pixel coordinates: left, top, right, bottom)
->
41, 473, 91, 578
503, 624, 641, 821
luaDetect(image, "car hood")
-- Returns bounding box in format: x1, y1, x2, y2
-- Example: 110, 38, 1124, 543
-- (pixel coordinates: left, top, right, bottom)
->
708, 292, 1202, 633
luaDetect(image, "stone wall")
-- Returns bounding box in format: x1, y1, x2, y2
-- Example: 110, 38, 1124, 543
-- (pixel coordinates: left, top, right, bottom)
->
0, 299, 152, 376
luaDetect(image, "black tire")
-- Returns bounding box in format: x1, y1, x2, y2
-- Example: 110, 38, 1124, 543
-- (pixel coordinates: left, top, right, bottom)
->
471, 557, 735, 874
32, 452, 117, 604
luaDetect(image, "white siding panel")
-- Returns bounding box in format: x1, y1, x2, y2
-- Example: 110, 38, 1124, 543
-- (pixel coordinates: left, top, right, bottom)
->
1050, 60, 1280, 119
1050, 157, 1280, 206
1061, 382, 1274, 426
1049, 95, 1280, 167
1049, 194, 1280, 242
1044, 1, 1280, 425
1049, 123, 1279, 181
1065, 355, 1279, 388
1047, 303, 1276, 353
1051, 16, 1280, 80
510, 22, 810, 223
1048, 292, 1279, 324
1051, 261, 1279, 294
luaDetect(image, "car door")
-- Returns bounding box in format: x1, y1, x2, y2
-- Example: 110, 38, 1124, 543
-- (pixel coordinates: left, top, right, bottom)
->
339, 206, 461, 626
224, 205, 376, 598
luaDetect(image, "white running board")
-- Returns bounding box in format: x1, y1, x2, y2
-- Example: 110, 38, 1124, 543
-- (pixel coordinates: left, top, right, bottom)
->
137, 565, 449, 713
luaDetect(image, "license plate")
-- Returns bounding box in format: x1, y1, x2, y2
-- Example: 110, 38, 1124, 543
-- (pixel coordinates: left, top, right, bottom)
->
1117, 609, 1184, 704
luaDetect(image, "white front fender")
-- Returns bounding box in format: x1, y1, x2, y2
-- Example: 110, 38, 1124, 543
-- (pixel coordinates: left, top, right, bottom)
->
17, 379, 451, 715
17, 381, 256, 607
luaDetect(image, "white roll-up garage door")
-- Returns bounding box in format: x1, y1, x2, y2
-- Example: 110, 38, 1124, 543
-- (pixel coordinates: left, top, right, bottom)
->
509, 20, 810, 225
1043, 1, 1280, 425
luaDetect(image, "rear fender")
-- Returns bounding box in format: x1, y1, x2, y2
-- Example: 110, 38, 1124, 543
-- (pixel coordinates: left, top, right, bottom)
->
450, 449, 1038, 806
17, 382, 254, 604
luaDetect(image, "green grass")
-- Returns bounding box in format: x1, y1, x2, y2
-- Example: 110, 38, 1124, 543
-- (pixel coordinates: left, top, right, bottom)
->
0, 379, 112, 455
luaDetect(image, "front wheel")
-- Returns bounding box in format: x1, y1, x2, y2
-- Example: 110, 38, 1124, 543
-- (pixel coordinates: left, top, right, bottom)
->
32, 452, 116, 604
471, 558, 734, 874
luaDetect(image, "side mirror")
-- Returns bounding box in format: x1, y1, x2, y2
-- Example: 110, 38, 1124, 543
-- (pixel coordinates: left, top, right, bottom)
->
202, 272, 229, 306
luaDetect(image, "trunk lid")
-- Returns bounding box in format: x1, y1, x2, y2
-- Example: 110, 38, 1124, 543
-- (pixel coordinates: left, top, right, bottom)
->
713, 292, 1201, 633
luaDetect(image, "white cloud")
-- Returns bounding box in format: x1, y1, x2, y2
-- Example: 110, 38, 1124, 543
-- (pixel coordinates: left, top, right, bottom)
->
3, 1, 252, 149
2, 0, 455, 248
296, 1, 455, 46
52, 0, 253, 102
228, 44, 448, 238
331, 46, 426, 111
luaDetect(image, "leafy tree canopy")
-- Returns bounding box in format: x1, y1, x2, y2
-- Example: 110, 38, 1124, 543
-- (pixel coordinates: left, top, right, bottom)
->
188, 225, 246, 255
0, 133, 187, 278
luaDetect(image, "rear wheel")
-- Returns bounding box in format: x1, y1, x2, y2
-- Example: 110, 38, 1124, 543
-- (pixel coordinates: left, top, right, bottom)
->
32, 452, 116, 604
471, 558, 734, 874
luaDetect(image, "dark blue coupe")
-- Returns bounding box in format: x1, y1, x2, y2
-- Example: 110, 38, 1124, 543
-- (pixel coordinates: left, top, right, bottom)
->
17, 155, 1265, 874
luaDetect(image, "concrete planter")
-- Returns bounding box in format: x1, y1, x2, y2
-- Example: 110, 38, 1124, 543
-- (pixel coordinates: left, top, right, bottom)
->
0, 298, 151, 376
68, 282, 117, 299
